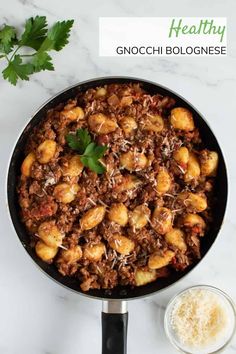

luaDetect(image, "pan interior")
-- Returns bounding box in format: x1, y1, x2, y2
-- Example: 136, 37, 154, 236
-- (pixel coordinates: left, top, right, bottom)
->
7, 77, 228, 300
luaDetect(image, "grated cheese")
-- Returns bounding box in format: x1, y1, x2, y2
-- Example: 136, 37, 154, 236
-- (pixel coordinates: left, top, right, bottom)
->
44, 176, 56, 187
170, 288, 232, 350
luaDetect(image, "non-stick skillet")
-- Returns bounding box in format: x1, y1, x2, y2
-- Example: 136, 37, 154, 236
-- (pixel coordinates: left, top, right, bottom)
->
7, 77, 228, 354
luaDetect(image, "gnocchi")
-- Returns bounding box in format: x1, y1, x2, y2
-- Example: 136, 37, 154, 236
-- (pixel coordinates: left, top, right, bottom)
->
200, 150, 218, 176
95, 87, 107, 98
35, 241, 58, 263
178, 192, 207, 212
170, 107, 195, 131
135, 268, 157, 286
119, 116, 137, 136
115, 174, 141, 193
152, 207, 172, 235
53, 183, 79, 203
184, 152, 200, 182
120, 151, 148, 171
142, 114, 164, 133
80, 205, 106, 230
84, 242, 106, 261
156, 167, 172, 194
109, 234, 135, 255
108, 203, 128, 226
108, 94, 120, 106
21, 152, 36, 177
61, 106, 84, 121
120, 96, 133, 107
88, 113, 117, 134
62, 155, 83, 177
38, 220, 64, 248
165, 228, 187, 252
60, 245, 83, 264
183, 213, 206, 229
148, 250, 175, 270
173, 146, 189, 166
129, 204, 151, 229
37, 140, 57, 164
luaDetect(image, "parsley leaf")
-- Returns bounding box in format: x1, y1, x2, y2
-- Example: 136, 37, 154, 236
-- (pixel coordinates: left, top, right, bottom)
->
2, 54, 34, 85
39, 20, 74, 52
66, 129, 108, 174
66, 133, 82, 152
81, 156, 106, 174
83, 142, 97, 156
31, 51, 54, 72
0, 25, 17, 54
20, 16, 48, 50
92, 145, 108, 159
76, 129, 91, 152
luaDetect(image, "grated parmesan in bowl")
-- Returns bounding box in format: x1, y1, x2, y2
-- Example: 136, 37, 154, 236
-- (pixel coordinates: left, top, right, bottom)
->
164, 285, 236, 354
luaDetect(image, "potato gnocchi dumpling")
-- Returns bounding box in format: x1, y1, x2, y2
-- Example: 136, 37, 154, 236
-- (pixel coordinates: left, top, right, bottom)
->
120, 96, 133, 107
60, 246, 83, 264
109, 234, 135, 255
21, 152, 36, 177
135, 268, 157, 286
129, 204, 151, 229
88, 113, 117, 134
165, 228, 187, 252
142, 114, 164, 133
61, 106, 84, 121
37, 139, 57, 164
114, 174, 141, 193
178, 192, 207, 212
53, 183, 79, 203
108, 94, 120, 106
152, 207, 172, 235
148, 250, 175, 270
184, 152, 200, 182
119, 116, 137, 136
84, 242, 106, 262
62, 155, 83, 177
38, 221, 64, 248
156, 167, 172, 194
200, 150, 218, 176
173, 146, 189, 166
80, 205, 106, 230
120, 151, 148, 171
95, 87, 107, 98
108, 203, 128, 226
35, 241, 58, 263
170, 107, 195, 131
182, 214, 206, 230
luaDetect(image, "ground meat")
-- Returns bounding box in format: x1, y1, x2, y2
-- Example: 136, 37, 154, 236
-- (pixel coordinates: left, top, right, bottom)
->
18, 83, 217, 291
22, 195, 58, 221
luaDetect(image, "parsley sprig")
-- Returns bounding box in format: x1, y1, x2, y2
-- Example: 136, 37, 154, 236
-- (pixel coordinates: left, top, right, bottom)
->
66, 129, 108, 174
0, 16, 74, 85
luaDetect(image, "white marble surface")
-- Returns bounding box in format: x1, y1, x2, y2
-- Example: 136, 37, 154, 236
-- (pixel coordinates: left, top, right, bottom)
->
0, 1, 236, 353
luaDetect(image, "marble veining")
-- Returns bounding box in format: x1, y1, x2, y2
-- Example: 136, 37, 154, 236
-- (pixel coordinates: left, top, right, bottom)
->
0, 0, 236, 353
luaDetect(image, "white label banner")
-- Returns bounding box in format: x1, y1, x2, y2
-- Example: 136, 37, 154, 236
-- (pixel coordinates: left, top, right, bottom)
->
99, 17, 227, 57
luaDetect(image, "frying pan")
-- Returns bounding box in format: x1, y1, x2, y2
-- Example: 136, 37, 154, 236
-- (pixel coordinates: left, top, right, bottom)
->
7, 77, 228, 354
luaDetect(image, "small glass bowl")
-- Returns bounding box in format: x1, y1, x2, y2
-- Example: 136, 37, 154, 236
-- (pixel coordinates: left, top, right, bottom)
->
164, 285, 236, 354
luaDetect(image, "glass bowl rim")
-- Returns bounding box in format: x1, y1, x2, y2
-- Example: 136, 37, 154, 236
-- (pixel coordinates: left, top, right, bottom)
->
164, 284, 236, 354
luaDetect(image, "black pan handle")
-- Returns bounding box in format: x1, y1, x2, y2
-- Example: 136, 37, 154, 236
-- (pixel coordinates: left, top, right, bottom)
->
102, 301, 128, 354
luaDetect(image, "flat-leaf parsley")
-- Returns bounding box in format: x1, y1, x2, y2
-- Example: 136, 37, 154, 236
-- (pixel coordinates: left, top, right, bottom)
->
66, 129, 108, 174
0, 16, 74, 85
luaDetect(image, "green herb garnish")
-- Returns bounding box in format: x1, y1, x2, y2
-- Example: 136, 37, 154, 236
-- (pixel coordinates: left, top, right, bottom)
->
0, 16, 74, 85
66, 129, 108, 174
